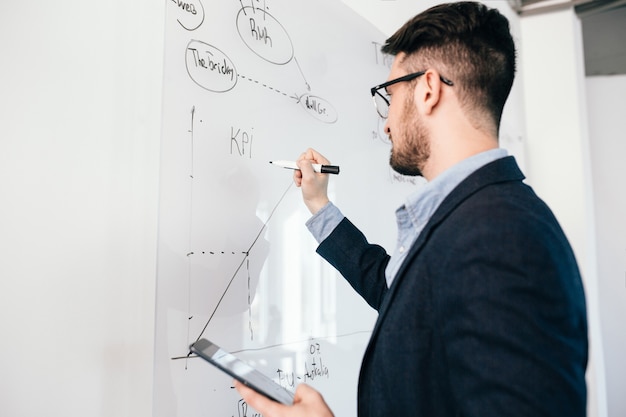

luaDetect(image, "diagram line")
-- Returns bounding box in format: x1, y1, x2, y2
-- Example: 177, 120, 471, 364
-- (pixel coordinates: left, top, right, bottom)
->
190, 181, 295, 348
173, 330, 373, 361
293, 56, 311, 91
238, 73, 298, 101
185, 106, 196, 368
248, 258, 253, 341
230, 330, 373, 354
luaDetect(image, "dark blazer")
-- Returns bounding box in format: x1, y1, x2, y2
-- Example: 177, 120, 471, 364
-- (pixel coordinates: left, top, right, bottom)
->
317, 156, 588, 417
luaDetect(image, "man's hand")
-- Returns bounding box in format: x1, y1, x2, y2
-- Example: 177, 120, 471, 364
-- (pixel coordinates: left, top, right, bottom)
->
234, 380, 334, 417
294, 148, 331, 215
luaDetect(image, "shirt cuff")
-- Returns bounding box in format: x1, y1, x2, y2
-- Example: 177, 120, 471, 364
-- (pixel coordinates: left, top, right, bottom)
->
305, 201, 344, 244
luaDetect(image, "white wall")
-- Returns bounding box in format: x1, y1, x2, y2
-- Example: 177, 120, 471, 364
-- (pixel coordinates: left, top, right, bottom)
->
0, 1, 164, 416
586, 75, 626, 417
519, 8, 606, 417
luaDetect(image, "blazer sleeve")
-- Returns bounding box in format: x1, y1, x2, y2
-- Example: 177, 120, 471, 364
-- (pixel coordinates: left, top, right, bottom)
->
316, 217, 391, 311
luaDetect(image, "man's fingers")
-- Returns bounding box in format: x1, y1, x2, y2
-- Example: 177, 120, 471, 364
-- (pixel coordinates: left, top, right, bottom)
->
234, 380, 287, 416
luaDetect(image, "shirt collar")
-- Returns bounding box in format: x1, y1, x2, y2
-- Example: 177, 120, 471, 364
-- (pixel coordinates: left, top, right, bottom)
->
403, 148, 508, 227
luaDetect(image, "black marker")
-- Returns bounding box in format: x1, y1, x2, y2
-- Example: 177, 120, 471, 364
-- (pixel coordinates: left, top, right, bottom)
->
270, 160, 340, 175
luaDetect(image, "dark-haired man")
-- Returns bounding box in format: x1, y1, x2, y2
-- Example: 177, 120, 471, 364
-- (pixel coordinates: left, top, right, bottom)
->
236, 2, 588, 416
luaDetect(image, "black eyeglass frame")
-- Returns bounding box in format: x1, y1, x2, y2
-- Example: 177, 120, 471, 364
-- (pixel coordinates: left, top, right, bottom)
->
370, 70, 454, 118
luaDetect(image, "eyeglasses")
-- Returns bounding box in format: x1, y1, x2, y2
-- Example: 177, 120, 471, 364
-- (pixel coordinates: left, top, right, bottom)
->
370, 71, 454, 119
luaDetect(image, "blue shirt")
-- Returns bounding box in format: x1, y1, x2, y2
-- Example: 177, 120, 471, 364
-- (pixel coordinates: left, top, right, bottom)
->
306, 148, 508, 288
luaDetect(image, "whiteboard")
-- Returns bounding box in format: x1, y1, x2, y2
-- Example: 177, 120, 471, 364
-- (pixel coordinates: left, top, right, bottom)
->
153, 1, 420, 416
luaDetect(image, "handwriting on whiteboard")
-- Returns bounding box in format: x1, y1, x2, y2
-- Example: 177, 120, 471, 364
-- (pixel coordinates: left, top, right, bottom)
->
172, 0, 340, 123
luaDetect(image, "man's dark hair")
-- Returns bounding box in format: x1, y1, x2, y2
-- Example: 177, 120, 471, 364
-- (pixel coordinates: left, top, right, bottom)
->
382, 1, 516, 132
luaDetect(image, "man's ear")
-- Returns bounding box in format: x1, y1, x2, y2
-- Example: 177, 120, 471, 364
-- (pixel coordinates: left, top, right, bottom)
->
415, 69, 443, 115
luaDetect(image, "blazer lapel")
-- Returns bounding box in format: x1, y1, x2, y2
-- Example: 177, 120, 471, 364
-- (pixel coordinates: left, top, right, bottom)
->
366, 156, 525, 342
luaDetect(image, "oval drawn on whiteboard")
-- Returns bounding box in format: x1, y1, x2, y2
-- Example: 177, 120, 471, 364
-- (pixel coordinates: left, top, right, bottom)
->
236, 7, 293, 65
170, 0, 205, 31
186, 40, 238, 92
300, 94, 338, 124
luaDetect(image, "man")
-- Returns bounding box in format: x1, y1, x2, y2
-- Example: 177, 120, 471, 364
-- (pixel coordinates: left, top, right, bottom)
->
236, 2, 588, 416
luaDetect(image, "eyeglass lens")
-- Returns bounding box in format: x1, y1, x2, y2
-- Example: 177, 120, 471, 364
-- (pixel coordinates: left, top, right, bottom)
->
373, 91, 389, 118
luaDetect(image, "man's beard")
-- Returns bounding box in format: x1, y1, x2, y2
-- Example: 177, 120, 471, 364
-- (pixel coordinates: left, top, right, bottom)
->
389, 95, 430, 177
